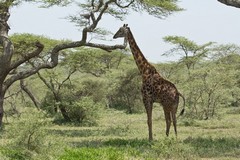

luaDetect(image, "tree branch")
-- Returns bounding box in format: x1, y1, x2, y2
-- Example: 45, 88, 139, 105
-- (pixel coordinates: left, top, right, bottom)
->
114, 0, 135, 8
20, 79, 40, 110
9, 41, 44, 71
59, 69, 76, 89
3, 89, 21, 100
3, 38, 126, 92
85, 42, 127, 52
2, 0, 128, 94
37, 71, 52, 90
218, 0, 240, 8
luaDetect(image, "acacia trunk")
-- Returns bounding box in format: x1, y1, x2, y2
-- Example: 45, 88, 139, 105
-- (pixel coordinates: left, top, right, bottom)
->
59, 103, 71, 122
0, 87, 5, 127
54, 94, 71, 121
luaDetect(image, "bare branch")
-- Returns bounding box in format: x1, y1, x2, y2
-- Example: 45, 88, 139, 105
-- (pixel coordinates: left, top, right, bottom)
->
3, 89, 21, 100
114, 0, 135, 8
60, 69, 76, 88
85, 42, 127, 52
20, 79, 40, 110
92, 0, 104, 12
9, 41, 44, 71
37, 71, 52, 90
218, 0, 240, 8
3, 36, 126, 92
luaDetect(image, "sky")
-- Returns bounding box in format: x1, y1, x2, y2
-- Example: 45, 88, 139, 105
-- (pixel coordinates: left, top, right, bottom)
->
9, 0, 240, 63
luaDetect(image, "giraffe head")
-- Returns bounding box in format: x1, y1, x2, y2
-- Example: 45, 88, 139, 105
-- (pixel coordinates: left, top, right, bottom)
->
113, 24, 129, 39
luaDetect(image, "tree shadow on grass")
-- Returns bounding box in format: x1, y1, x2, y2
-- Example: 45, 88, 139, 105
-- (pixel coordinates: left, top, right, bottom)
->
69, 138, 151, 148
104, 138, 152, 147
49, 128, 102, 137
183, 136, 240, 158
49, 125, 130, 138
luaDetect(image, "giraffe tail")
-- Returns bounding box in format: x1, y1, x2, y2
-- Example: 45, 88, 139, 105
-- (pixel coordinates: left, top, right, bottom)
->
178, 92, 185, 117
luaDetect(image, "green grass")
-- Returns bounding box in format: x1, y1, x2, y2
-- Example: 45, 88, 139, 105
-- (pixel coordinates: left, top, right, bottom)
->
59, 147, 127, 160
59, 138, 195, 160
1, 108, 240, 159
54, 108, 240, 159
184, 136, 240, 158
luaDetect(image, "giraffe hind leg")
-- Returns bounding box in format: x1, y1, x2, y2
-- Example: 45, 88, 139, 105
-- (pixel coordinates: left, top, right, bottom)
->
171, 111, 177, 137
164, 110, 171, 137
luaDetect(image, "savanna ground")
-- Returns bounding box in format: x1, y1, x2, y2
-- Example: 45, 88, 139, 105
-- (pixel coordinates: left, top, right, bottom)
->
1, 106, 239, 160
57, 107, 240, 160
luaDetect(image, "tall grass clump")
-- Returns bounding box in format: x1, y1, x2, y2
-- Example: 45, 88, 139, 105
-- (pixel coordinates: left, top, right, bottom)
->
184, 136, 240, 158
0, 108, 65, 160
132, 138, 195, 160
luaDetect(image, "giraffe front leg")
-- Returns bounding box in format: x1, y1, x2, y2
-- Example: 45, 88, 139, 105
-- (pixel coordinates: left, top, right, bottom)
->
143, 98, 153, 141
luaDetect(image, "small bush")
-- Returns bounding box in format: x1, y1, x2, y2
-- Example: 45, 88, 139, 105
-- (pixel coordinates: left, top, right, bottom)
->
108, 68, 144, 114
66, 97, 102, 125
41, 81, 103, 125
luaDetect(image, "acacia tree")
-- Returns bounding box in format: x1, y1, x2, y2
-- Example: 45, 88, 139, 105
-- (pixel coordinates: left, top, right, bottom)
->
163, 36, 214, 117
163, 36, 213, 75
0, 0, 182, 127
0, 0, 126, 127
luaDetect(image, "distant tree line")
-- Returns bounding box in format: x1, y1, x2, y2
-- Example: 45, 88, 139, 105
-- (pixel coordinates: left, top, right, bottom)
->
4, 34, 240, 123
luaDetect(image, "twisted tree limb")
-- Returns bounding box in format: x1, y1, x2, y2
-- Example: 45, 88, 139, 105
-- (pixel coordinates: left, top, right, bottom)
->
218, 0, 240, 8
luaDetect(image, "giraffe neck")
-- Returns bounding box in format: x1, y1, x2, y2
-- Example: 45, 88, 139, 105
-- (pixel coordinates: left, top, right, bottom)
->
126, 28, 151, 74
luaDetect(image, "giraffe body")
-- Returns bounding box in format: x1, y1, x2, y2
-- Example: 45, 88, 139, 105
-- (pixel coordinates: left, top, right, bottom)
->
113, 24, 185, 141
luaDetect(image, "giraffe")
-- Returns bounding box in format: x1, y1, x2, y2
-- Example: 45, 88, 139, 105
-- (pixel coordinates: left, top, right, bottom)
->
113, 24, 185, 141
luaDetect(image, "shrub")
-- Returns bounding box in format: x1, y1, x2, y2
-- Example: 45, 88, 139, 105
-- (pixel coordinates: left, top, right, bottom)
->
41, 78, 104, 125
108, 68, 144, 114
66, 97, 102, 125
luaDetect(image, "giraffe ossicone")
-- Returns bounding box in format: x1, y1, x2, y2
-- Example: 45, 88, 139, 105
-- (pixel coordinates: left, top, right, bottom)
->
113, 24, 185, 141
